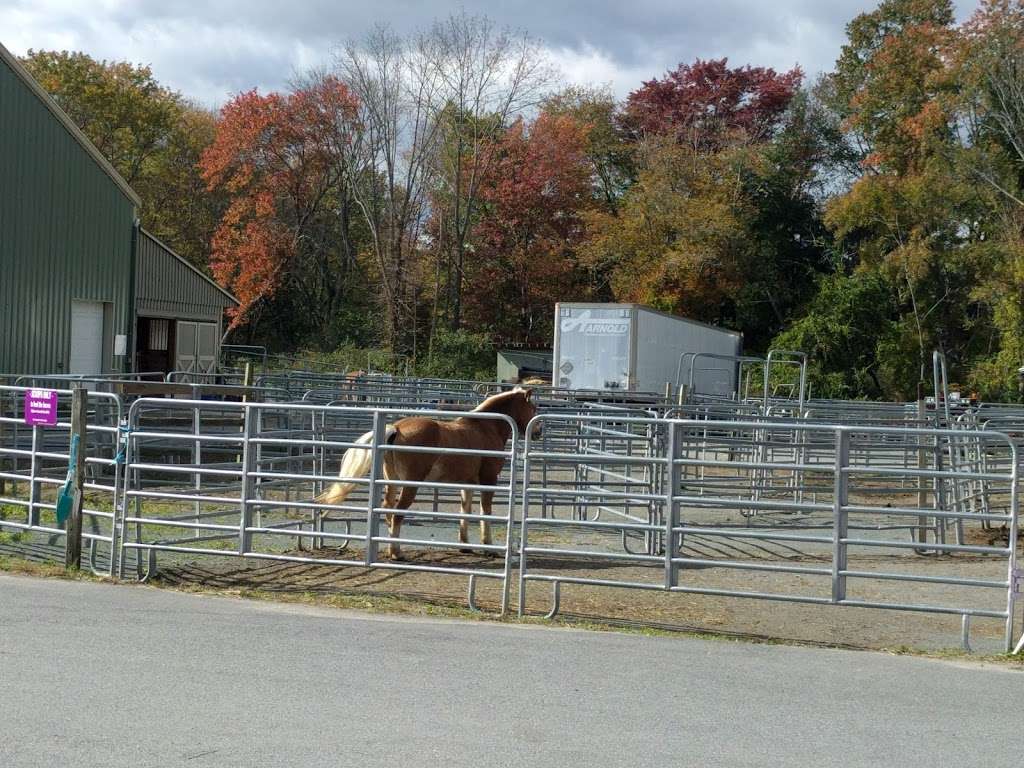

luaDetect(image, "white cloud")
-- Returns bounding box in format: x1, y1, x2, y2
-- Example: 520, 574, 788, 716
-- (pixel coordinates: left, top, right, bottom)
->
545, 44, 656, 98
0, 0, 990, 109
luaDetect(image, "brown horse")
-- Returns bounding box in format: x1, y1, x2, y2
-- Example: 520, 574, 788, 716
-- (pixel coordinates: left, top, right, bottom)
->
316, 388, 539, 560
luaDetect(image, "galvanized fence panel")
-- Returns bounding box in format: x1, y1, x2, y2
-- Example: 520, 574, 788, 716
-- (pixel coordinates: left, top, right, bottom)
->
117, 398, 520, 613
518, 414, 1022, 651
0, 384, 123, 575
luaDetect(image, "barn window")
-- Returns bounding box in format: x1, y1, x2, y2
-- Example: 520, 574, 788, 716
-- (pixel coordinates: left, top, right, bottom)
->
149, 319, 169, 351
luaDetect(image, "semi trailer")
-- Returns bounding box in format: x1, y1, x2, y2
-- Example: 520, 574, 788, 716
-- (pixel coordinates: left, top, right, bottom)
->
552, 303, 743, 396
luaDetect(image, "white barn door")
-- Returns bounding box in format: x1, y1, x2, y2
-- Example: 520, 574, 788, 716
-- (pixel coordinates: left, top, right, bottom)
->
176, 321, 198, 377
196, 323, 218, 375
69, 300, 104, 374
175, 321, 219, 380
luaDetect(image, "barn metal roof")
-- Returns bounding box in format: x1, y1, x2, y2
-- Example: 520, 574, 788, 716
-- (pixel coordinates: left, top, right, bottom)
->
0, 40, 142, 208
137, 229, 238, 321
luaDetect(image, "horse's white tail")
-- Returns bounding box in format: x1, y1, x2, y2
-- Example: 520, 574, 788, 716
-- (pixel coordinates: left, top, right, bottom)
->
315, 430, 376, 506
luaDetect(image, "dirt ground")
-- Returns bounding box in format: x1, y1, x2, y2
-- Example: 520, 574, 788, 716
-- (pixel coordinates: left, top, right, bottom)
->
133, 531, 1020, 654
2, 519, 1020, 653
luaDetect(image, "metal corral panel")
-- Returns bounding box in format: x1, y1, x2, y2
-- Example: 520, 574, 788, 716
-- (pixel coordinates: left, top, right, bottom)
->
136, 230, 237, 322
0, 45, 136, 376
552, 303, 742, 394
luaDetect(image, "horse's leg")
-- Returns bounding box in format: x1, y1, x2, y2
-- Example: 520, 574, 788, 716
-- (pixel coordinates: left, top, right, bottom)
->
479, 490, 495, 548
387, 486, 417, 561
380, 484, 397, 556
458, 489, 474, 553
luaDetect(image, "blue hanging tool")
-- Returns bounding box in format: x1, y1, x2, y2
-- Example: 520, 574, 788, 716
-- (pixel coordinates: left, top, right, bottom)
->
55, 434, 80, 526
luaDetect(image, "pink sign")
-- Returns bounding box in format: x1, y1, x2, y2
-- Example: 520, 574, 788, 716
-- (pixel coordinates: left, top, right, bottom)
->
24, 389, 58, 426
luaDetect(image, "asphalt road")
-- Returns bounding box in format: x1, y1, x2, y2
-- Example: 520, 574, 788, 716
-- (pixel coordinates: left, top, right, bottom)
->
1, 573, 1021, 768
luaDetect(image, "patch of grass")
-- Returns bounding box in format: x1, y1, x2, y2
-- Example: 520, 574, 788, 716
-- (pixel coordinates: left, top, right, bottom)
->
0, 554, 97, 581
0, 504, 28, 544
0, 530, 26, 545
884, 643, 1024, 668
165, 583, 485, 620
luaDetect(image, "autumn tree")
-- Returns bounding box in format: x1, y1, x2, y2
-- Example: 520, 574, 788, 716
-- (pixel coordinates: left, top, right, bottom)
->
827, 0, 956, 174
200, 76, 364, 341
622, 58, 803, 149
463, 112, 594, 344
952, 0, 1024, 396
769, 0, 1024, 400
582, 139, 753, 324
818, 0, 986, 395
420, 12, 553, 333
142, 107, 224, 267
22, 50, 220, 266
544, 85, 635, 217
583, 58, 823, 349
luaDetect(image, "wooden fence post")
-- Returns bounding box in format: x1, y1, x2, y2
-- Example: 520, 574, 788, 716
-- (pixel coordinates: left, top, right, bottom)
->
242, 362, 252, 402
65, 384, 86, 569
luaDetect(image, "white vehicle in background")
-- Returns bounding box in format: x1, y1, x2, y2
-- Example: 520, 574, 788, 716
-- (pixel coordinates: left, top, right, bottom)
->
552, 303, 743, 396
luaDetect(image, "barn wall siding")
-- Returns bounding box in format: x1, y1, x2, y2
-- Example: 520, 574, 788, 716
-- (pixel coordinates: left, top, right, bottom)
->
0, 49, 136, 376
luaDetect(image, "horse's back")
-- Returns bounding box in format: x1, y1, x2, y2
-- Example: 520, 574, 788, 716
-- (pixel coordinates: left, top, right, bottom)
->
390, 416, 440, 443
391, 415, 488, 449
387, 415, 495, 482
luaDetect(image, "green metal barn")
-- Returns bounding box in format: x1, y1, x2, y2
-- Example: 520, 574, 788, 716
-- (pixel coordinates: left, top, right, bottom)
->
0, 42, 236, 377
0, 42, 138, 375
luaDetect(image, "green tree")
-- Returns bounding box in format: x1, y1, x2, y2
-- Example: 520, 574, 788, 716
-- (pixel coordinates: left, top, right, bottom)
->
819, 0, 990, 395
772, 271, 898, 399
21, 50, 220, 267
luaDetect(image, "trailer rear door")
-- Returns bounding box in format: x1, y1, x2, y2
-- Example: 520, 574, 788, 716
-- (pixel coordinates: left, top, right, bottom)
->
556, 306, 631, 390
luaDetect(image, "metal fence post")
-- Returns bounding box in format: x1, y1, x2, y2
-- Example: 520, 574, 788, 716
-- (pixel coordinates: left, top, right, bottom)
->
64, 384, 86, 569
109, 416, 125, 579
193, 401, 202, 538
0, 394, 6, 500
915, 397, 930, 548
1005, 441, 1020, 653
831, 428, 850, 603
664, 420, 681, 590
364, 412, 386, 565
517, 418, 536, 617
500, 418, 518, 616
238, 405, 256, 555
117, 406, 138, 580
28, 423, 40, 526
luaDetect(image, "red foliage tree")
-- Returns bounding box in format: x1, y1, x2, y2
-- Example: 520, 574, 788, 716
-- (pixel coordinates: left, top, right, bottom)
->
200, 77, 360, 328
622, 58, 803, 147
463, 112, 594, 344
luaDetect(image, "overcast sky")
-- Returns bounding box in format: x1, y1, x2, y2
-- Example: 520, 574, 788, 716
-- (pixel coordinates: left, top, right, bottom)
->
0, 0, 978, 109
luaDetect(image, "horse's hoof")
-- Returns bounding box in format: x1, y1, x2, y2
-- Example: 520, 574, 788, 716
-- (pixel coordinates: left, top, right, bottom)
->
459, 547, 473, 554
387, 553, 405, 562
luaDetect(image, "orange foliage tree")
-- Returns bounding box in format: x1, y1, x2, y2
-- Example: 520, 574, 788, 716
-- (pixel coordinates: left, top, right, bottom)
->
200, 76, 361, 332
462, 112, 595, 344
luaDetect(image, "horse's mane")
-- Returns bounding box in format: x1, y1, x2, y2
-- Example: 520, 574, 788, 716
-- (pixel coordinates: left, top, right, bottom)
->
472, 388, 524, 413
